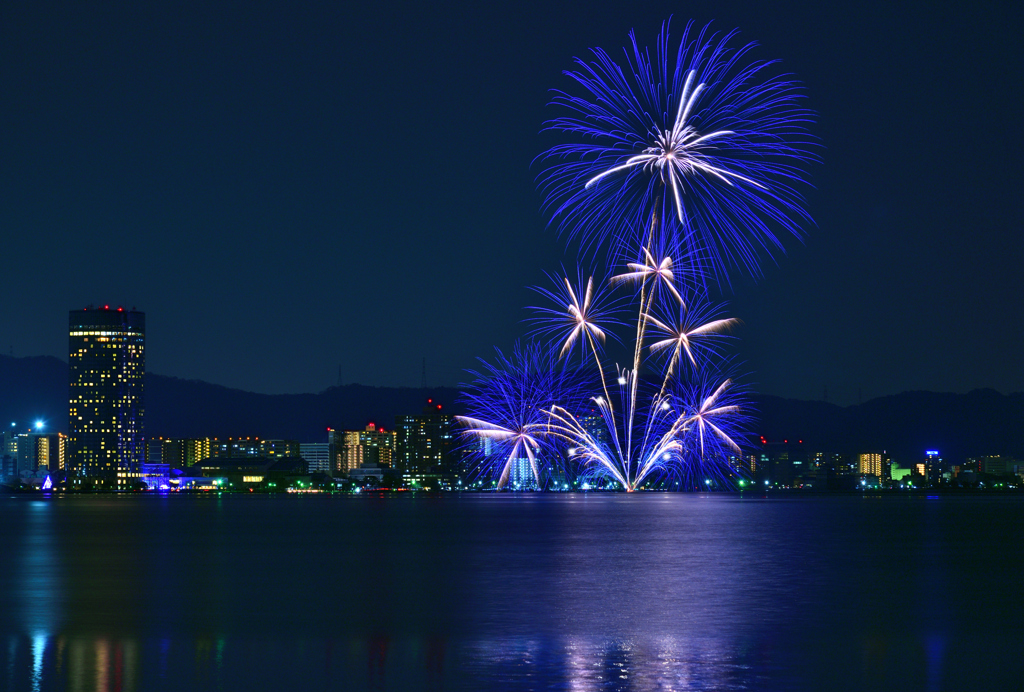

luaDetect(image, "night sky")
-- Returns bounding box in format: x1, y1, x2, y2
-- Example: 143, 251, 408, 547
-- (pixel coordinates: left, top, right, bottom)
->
2, 0, 1021, 405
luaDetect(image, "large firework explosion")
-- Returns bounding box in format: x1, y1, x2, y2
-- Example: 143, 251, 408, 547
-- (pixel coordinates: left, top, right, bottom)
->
538, 20, 816, 284
459, 20, 814, 491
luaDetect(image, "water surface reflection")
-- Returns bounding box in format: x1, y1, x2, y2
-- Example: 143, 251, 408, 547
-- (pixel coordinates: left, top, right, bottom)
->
1, 493, 1022, 690
1, 630, 995, 691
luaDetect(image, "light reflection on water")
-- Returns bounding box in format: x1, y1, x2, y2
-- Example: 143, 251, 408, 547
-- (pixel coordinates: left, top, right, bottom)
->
1, 493, 1022, 691
0, 631, 986, 691
1, 633, 770, 691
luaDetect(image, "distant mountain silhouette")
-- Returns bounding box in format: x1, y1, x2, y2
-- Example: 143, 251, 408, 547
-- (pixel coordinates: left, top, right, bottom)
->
3, 354, 1021, 463
751, 389, 1024, 463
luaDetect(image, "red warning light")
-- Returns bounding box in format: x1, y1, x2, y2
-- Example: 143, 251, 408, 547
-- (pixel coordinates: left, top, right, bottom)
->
428, 398, 433, 404
104, 305, 109, 310
437, 405, 442, 410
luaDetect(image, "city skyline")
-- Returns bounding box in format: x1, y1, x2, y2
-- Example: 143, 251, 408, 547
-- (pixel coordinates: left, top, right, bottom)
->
2, 1, 1021, 406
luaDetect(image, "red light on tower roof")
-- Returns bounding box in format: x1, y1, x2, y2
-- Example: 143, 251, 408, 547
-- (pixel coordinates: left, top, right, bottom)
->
437, 404, 442, 410
427, 398, 433, 404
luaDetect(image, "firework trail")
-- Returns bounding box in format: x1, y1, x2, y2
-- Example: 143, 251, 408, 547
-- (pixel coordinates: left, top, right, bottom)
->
461, 20, 814, 491
529, 268, 744, 490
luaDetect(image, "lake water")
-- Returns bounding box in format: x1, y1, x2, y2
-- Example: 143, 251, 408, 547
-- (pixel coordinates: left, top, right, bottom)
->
1, 492, 1021, 691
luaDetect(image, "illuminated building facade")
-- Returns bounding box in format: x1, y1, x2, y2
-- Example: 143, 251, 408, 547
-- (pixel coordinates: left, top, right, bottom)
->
925, 450, 943, 482
858, 453, 882, 476
209, 438, 260, 458
327, 428, 345, 474
15, 433, 66, 476
199, 438, 300, 462
160, 438, 212, 468
260, 439, 300, 458
394, 400, 454, 476
68, 307, 145, 482
340, 423, 395, 474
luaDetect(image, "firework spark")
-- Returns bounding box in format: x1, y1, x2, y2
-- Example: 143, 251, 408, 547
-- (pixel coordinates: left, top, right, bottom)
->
462, 19, 813, 491
538, 20, 816, 282
457, 344, 591, 489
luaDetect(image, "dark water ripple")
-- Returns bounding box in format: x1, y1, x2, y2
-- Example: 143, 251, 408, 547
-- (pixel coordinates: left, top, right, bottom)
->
1, 493, 1021, 691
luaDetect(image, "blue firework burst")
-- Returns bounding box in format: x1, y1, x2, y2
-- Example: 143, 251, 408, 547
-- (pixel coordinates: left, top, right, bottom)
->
538, 19, 817, 284
457, 343, 592, 488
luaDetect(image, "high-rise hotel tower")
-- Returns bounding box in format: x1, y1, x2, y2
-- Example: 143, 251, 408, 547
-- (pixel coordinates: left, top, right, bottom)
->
68, 307, 145, 481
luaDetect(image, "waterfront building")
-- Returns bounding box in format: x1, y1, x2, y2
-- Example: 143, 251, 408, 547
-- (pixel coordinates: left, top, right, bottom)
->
68, 306, 145, 485
260, 439, 301, 458
2, 430, 18, 460
299, 442, 331, 474
394, 400, 454, 477
891, 464, 913, 483
327, 428, 345, 474
858, 453, 882, 477
977, 455, 1017, 475
924, 450, 943, 482
140, 461, 171, 489
15, 433, 66, 476
161, 438, 212, 468
191, 456, 308, 488
508, 457, 539, 490
757, 440, 807, 486
147, 438, 163, 465
339, 423, 395, 475
829, 452, 855, 475
209, 437, 261, 458
349, 464, 387, 484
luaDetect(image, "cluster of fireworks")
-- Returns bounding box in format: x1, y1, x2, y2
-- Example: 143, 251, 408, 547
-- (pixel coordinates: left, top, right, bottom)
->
458, 21, 815, 491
